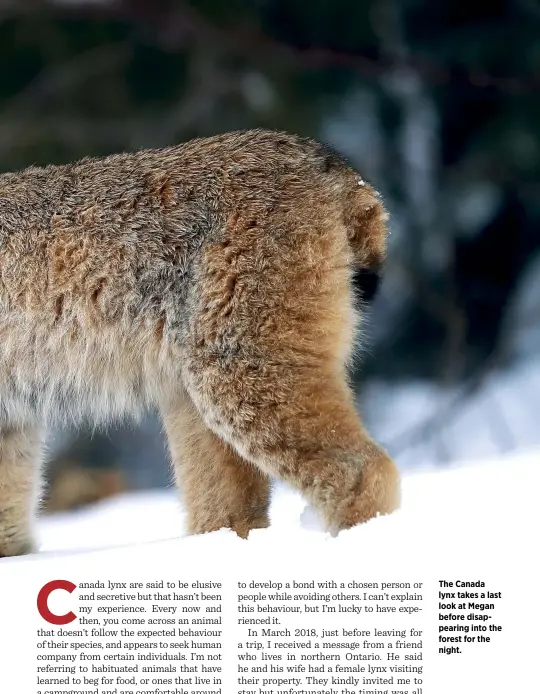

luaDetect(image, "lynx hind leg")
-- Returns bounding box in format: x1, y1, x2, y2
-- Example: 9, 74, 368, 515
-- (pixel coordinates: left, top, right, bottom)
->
185, 366, 399, 534
0, 426, 43, 558
181, 211, 400, 534
162, 394, 270, 539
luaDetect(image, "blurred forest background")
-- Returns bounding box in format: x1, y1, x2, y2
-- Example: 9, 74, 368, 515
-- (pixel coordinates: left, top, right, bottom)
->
1, 0, 538, 513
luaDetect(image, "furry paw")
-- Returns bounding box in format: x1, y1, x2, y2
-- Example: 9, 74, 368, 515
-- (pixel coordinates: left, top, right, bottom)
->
328, 451, 401, 534
0, 536, 36, 558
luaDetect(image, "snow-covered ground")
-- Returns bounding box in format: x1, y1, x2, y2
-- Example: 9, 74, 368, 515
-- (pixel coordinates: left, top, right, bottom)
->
0, 444, 533, 559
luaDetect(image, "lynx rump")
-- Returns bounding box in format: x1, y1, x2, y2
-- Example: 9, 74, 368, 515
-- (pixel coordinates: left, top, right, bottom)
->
0, 129, 399, 556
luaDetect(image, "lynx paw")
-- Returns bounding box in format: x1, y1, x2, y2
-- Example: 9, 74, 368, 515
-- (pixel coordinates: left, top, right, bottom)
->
327, 451, 401, 534
189, 512, 270, 540
0, 537, 36, 558
0, 517, 36, 558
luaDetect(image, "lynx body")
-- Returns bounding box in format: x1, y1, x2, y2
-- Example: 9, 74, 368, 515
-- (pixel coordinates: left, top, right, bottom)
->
0, 129, 399, 556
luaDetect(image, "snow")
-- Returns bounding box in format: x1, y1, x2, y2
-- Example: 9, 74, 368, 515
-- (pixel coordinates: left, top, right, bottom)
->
0, 444, 518, 558
1, 447, 538, 693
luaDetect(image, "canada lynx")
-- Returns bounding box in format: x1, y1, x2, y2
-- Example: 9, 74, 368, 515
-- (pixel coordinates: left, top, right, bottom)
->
0, 129, 399, 557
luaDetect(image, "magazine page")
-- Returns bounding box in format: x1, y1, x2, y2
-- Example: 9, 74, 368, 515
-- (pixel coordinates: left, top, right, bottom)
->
1, 2, 538, 694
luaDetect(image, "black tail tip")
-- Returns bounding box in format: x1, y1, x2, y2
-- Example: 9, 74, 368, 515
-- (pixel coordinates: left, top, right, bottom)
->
352, 267, 382, 303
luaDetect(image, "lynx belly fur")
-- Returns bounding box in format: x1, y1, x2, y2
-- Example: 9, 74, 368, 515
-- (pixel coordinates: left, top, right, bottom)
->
0, 129, 400, 556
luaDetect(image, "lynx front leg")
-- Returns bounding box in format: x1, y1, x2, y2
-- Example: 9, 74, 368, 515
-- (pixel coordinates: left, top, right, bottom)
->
0, 426, 43, 558
162, 394, 270, 538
